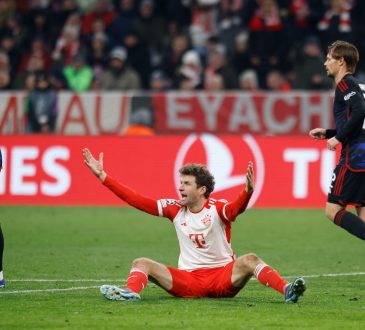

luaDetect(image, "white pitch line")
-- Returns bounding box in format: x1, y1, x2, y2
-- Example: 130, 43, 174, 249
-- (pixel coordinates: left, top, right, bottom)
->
8, 279, 126, 283
1, 272, 364, 295
0, 286, 100, 294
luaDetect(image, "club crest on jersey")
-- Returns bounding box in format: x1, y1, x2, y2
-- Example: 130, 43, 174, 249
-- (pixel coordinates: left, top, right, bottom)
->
201, 214, 212, 227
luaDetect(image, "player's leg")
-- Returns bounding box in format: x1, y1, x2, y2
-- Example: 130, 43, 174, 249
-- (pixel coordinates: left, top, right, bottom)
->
0, 224, 4, 288
326, 166, 365, 240
100, 257, 172, 301
355, 206, 365, 222
232, 253, 305, 303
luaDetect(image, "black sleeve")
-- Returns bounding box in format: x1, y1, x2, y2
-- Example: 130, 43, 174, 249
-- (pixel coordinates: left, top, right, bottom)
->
335, 77, 365, 142
325, 129, 337, 138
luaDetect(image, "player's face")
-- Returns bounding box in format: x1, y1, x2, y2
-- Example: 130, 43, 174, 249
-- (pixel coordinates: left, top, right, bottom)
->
324, 53, 340, 78
178, 175, 206, 206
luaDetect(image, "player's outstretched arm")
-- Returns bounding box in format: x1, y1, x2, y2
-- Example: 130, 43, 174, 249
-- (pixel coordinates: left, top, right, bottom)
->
309, 128, 326, 140
83, 148, 106, 182
245, 161, 254, 193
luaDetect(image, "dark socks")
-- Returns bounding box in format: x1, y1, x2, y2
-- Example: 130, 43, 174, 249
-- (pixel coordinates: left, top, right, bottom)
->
0, 225, 3, 271
334, 210, 365, 240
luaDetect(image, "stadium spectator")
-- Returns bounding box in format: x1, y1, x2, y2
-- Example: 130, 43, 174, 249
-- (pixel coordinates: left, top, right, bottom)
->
205, 72, 225, 91
238, 69, 259, 91
266, 70, 291, 91
86, 31, 109, 85
99, 46, 141, 90
247, 0, 291, 86
17, 37, 52, 77
317, 0, 354, 48
132, 0, 166, 69
204, 44, 238, 90
123, 31, 151, 89
173, 49, 203, 90
161, 33, 190, 82
150, 70, 170, 91
81, 0, 115, 36
52, 12, 81, 67
0, 51, 10, 89
82, 148, 306, 303
292, 36, 332, 90
123, 107, 155, 136
26, 73, 58, 133
309, 40, 365, 241
230, 31, 252, 80
108, 0, 137, 47
63, 53, 93, 91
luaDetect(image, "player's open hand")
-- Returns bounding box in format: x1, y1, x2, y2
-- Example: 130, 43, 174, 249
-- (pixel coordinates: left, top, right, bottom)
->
309, 128, 326, 140
83, 148, 106, 182
245, 161, 254, 193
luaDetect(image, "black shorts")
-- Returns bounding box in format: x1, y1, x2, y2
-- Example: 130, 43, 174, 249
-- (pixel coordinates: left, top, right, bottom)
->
328, 165, 365, 206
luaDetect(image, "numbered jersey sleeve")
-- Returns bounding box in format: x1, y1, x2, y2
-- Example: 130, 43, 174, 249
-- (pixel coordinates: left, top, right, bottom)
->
157, 199, 182, 222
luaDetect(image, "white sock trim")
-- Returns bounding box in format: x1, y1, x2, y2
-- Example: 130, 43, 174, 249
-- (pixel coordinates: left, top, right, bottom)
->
129, 268, 148, 280
254, 263, 267, 278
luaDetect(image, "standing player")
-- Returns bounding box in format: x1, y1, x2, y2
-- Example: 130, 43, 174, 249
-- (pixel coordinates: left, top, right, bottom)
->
83, 148, 306, 303
0, 148, 4, 287
309, 40, 365, 240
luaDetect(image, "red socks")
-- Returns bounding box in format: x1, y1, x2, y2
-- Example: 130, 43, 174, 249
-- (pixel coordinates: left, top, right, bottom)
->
126, 269, 148, 293
254, 263, 288, 294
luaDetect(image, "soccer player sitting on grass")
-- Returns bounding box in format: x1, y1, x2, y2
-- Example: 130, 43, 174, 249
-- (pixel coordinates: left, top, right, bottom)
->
83, 148, 306, 303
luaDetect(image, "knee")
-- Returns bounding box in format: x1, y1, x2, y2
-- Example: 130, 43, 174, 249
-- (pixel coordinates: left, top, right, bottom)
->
325, 207, 340, 222
131, 257, 151, 269
236, 253, 262, 273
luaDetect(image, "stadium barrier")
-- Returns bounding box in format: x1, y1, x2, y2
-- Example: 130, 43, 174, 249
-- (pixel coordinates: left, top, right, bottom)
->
0, 134, 337, 207
0, 91, 333, 135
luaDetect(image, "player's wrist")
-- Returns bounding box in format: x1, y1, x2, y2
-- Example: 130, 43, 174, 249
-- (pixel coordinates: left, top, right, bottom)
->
99, 171, 107, 182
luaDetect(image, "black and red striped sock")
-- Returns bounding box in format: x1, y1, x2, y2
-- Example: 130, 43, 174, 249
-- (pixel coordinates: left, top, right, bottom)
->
334, 210, 365, 240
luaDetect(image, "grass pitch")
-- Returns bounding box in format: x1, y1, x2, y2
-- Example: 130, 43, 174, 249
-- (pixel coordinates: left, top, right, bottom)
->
0, 206, 364, 329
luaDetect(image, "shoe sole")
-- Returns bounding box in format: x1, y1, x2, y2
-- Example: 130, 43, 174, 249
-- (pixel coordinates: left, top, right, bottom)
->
100, 285, 140, 302
286, 278, 306, 303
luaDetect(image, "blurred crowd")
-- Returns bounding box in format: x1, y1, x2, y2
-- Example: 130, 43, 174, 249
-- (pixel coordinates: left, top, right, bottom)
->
0, 0, 363, 94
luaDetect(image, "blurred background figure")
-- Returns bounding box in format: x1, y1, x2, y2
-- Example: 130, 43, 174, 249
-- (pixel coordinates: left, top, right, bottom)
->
266, 70, 291, 91
99, 46, 141, 90
173, 49, 203, 90
204, 43, 238, 90
205, 72, 225, 91
26, 73, 58, 133
124, 107, 154, 136
239, 69, 260, 91
292, 36, 332, 90
63, 53, 94, 91
150, 70, 170, 91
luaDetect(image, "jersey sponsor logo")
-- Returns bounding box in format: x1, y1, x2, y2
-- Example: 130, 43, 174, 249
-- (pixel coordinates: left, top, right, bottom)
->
174, 134, 264, 208
344, 91, 356, 101
189, 233, 206, 248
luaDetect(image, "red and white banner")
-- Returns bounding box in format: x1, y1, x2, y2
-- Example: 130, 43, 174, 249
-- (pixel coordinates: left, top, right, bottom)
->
154, 92, 334, 134
0, 91, 334, 135
0, 135, 338, 207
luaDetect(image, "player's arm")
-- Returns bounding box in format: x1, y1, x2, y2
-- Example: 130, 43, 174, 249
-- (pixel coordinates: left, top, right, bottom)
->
83, 148, 159, 215
335, 79, 365, 142
222, 162, 254, 222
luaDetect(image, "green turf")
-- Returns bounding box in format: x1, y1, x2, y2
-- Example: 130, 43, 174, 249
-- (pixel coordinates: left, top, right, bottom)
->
0, 207, 364, 329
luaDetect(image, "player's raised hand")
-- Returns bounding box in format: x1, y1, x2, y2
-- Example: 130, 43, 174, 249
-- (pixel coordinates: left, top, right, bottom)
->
309, 128, 326, 140
245, 161, 254, 193
83, 148, 106, 181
